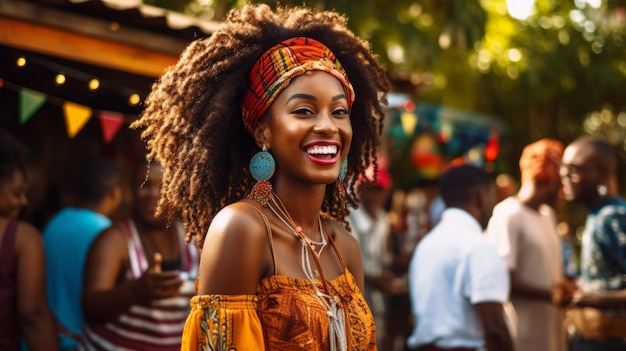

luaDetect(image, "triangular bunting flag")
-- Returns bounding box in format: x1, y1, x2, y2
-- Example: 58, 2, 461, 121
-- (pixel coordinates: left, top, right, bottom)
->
63, 102, 92, 138
19, 88, 46, 124
98, 111, 125, 143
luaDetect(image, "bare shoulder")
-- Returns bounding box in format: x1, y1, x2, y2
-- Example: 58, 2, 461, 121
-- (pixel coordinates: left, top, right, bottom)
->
197, 200, 271, 295
206, 201, 269, 245
325, 218, 358, 248
14, 220, 41, 239
89, 222, 128, 256
14, 220, 43, 253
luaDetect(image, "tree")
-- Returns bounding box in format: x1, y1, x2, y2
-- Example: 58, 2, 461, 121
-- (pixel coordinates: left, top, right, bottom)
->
148, 0, 626, 180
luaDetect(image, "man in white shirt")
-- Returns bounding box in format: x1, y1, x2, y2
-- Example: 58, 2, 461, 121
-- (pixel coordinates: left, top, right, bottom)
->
486, 138, 565, 351
407, 164, 512, 351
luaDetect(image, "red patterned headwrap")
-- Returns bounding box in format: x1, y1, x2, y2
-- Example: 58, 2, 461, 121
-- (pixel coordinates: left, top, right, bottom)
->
241, 37, 355, 134
519, 138, 564, 183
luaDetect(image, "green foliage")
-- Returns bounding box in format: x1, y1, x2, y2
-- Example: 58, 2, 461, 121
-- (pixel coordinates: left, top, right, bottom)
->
148, 0, 626, 180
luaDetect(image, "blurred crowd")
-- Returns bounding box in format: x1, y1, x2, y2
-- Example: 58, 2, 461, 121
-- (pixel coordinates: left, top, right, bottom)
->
350, 135, 626, 351
0, 129, 197, 351
1, 126, 625, 351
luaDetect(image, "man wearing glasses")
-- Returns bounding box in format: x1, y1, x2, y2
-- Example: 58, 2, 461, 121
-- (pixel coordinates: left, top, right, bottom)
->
557, 135, 626, 351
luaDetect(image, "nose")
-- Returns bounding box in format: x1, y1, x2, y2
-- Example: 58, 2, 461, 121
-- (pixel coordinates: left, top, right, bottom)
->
314, 111, 338, 135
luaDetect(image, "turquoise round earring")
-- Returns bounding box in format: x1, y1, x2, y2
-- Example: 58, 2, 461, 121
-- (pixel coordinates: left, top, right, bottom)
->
337, 158, 347, 203
248, 145, 275, 205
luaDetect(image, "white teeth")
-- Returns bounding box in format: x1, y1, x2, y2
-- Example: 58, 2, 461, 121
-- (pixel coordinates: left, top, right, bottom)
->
306, 145, 338, 155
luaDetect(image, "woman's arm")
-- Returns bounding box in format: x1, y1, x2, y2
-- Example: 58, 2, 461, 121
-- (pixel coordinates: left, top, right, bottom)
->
571, 289, 626, 309
82, 225, 184, 324
15, 222, 59, 351
82, 225, 135, 323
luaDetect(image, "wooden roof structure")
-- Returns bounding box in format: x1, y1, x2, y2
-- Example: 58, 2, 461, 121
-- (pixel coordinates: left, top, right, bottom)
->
0, 0, 219, 226
0, 0, 218, 114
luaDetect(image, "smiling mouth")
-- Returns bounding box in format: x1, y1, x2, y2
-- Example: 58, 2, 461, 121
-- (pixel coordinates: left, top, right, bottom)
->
305, 145, 338, 159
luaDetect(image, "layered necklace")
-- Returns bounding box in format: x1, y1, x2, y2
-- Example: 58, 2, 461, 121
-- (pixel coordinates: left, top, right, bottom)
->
267, 192, 348, 351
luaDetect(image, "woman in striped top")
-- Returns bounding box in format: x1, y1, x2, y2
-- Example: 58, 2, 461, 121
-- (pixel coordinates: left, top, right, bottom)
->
80, 161, 199, 350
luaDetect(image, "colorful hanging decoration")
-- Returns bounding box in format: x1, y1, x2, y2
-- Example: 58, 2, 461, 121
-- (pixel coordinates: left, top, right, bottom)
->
410, 132, 444, 180
63, 101, 92, 138
19, 87, 46, 124
98, 111, 125, 143
5, 78, 131, 142
484, 128, 501, 162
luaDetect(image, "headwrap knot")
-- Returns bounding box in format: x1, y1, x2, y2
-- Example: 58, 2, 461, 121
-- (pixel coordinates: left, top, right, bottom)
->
519, 138, 564, 183
241, 37, 355, 134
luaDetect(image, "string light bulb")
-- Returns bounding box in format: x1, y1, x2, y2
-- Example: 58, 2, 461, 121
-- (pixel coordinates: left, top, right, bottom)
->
16, 57, 26, 67
55, 74, 66, 85
128, 93, 140, 106
88, 78, 100, 90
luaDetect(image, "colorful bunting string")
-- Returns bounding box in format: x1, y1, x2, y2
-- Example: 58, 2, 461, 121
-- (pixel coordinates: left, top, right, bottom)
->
4, 79, 131, 142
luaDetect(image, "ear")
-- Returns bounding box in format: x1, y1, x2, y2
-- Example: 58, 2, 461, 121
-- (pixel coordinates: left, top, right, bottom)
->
102, 186, 123, 217
473, 187, 488, 215
252, 121, 271, 149
598, 167, 611, 186
111, 186, 123, 207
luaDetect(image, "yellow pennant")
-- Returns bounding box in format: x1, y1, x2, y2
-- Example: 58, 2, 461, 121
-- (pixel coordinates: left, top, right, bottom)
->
63, 102, 92, 138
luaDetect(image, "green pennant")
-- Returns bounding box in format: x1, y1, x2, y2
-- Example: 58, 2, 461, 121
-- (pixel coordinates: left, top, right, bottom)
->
19, 88, 46, 124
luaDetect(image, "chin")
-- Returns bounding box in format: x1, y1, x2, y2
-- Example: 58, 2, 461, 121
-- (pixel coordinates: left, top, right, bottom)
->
6, 209, 20, 219
309, 171, 340, 185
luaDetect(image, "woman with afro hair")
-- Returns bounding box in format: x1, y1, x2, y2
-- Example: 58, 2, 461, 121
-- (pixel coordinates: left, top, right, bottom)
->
132, 3, 389, 350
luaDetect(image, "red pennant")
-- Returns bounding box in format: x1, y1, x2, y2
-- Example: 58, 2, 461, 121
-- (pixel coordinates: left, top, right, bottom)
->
98, 111, 125, 143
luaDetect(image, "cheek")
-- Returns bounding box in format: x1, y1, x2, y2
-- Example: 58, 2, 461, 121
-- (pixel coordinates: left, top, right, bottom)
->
340, 121, 353, 151
0, 186, 12, 204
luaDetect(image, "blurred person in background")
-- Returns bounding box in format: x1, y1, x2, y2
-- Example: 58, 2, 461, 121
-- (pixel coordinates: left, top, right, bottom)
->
486, 138, 566, 351
556, 135, 626, 351
0, 129, 58, 351
407, 164, 512, 351
80, 160, 198, 350
43, 157, 123, 350
349, 163, 399, 349
386, 179, 442, 351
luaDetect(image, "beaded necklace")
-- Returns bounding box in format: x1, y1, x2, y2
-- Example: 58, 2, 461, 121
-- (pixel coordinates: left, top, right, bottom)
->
267, 192, 348, 351
268, 200, 327, 259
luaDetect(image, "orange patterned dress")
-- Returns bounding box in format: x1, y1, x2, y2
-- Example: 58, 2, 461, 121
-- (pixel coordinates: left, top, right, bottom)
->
181, 213, 376, 351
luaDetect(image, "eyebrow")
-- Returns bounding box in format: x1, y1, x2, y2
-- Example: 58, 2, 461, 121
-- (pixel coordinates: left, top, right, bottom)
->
285, 93, 347, 104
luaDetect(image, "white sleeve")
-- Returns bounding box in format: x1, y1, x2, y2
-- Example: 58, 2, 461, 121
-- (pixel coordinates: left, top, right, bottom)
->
467, 241, 510, 304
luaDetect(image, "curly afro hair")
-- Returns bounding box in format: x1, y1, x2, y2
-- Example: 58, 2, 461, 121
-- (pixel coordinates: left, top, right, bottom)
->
131, 3, 389, 247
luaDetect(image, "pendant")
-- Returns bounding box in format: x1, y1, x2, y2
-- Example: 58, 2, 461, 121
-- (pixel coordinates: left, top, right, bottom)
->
309, 242, 325, 259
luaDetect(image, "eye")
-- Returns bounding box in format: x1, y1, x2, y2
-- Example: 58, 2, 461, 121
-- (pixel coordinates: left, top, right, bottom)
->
293, 106, 314, 115
332, 107, 350, 117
